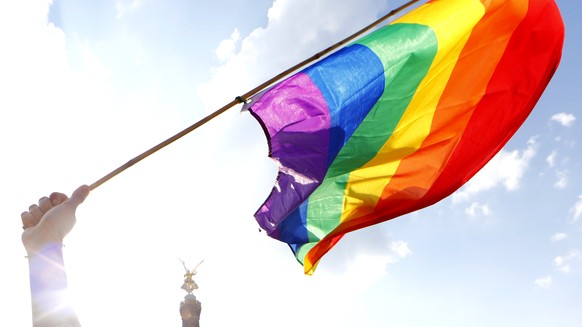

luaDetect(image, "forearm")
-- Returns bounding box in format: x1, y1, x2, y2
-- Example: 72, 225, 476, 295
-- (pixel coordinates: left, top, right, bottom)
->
27, 243, 80, 327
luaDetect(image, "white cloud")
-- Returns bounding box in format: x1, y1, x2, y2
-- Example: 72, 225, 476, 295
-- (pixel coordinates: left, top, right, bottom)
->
553, 250, 581, 274
550, 233, 568, 242
534, 276, 553, 288
115, 0, 143, 18
0, 0, 123, 173
215, 29, 241, 63
546, 151, 557, 168
391, 240, 412, 259
465, 202, 491, 217
453, 138, 537, 203
554, 170, 568, 189
554, 256, 570, 273
550, 112, 576, 127
545, 151, 570, 189
572, 195, 582, 222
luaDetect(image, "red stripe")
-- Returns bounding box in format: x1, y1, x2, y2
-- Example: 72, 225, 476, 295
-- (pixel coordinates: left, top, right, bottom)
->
421, 0, 564, 208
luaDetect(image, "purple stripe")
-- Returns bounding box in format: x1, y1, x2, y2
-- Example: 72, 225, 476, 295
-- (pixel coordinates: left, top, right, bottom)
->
249, 72, 330, 234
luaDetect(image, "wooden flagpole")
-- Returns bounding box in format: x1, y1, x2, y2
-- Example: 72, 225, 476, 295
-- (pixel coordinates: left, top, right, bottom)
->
89, 0, 421, 190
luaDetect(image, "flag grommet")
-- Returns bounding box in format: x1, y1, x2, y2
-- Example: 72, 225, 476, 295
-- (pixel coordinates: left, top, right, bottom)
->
235, 96, 248, 104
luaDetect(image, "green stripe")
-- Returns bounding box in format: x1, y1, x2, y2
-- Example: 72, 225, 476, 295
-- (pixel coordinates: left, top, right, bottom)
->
304, 23, 438, 243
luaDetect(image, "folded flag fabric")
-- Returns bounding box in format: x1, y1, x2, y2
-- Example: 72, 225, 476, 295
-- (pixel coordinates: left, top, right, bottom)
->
248, 0, 564, 274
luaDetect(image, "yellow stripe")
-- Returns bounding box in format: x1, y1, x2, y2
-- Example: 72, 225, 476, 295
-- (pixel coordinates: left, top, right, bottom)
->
340, 0, 485, 222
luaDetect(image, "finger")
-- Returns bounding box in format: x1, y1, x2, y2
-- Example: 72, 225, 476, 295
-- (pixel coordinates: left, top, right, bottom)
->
67, 185, 90, 208
38, 196, 53, 213
49, 192, 68, 206
21, 211, 38, 229
28, 204, 44, 221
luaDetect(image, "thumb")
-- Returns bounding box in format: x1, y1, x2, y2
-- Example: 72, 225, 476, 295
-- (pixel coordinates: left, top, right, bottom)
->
66, 184, 90, 209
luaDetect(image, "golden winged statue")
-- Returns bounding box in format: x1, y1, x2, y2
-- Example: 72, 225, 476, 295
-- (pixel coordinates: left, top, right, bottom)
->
179, 259, 204, 294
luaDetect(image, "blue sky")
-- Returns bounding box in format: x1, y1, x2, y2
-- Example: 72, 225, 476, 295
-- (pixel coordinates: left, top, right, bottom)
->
0, 0, 580, 326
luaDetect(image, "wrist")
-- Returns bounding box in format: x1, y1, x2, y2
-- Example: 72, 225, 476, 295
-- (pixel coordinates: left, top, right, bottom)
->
22, 228, 64, 258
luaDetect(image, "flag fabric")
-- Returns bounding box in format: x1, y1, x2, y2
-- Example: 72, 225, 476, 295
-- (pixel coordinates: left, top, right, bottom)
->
247, 0, 564, 274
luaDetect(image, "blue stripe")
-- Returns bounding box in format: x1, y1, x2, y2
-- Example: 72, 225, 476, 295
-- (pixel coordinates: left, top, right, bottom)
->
277, 201, 309, 244
305, 44, 385, 168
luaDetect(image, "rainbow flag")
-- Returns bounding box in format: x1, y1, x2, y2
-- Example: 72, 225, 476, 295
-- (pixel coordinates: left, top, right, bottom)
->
248, 0, 564, 274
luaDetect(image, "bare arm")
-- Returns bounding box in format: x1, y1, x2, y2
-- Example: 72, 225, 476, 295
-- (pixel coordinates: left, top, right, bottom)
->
21, 185, 90, 327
